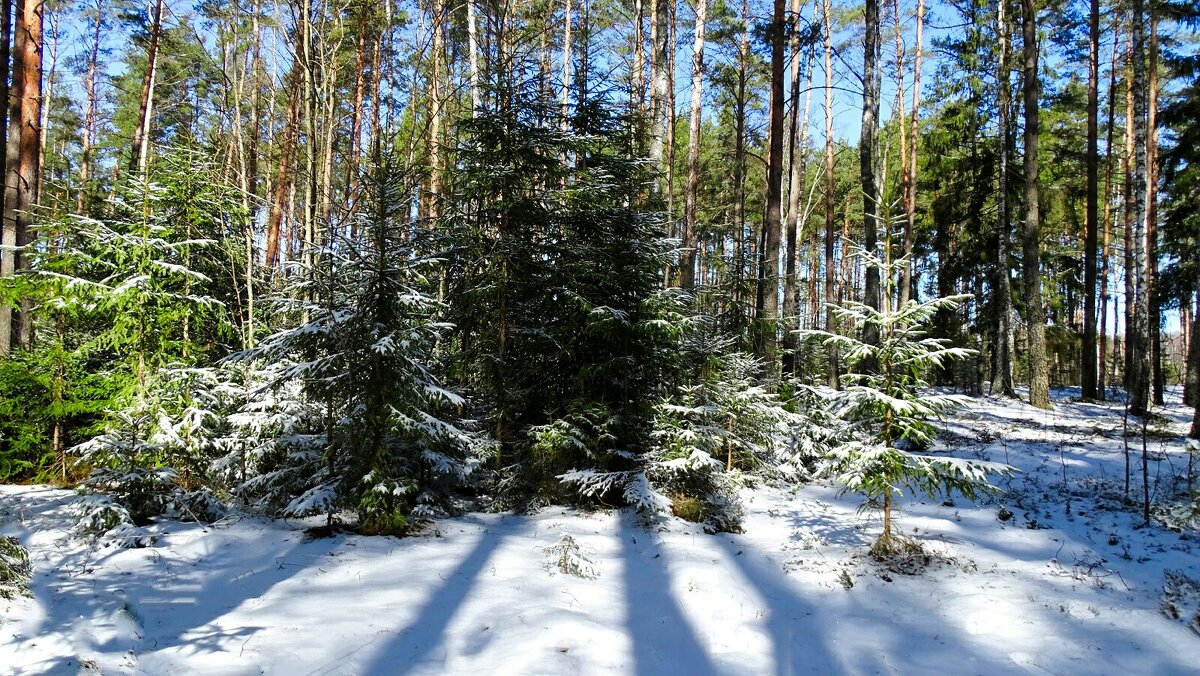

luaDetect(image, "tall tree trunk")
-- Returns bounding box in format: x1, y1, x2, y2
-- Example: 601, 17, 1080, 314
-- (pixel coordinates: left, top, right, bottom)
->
344, 4, 369, 225
1021, 0, 1051, 409
648, 0, 669, 192
1098, 18, 1121, 400
993, 0, 1015, 396
1127, 0, 1150, 415
632, 0, 644, 120
300, 0, 318, 281
890, 0, 908, 305
560, 0, 572, 128
1122, 31, 1134, 389
664, 1, 677, 223
129, 0, 164, 176
681, 0, 706, 290
732, 0, 748, 320
1184, 296, 1197, 411
783, 0, 811, 375
1190, 306, 1199, 439
860, 0, 881, 339
1147, 12, 1162, 406
265, 65, 302, 270
1, 0, 41, 353
822, 0, 839, 388
427, 0, 444, 221
902, 0, 924, 305
759, 0, 786, 361
467, 0, 481, 114
35, 6, 54, 201
1081, 0, 1100, 399
76, 0, 103, 212
1, 0, 14, 354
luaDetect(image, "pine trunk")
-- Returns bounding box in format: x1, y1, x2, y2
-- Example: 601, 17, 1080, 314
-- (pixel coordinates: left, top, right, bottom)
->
1098, 19, 1121, 399
129, 0, 164, 176
993, 0, 1015, 396
1021, 0, 1051, 409
1, 0, 41, 353
1081, 0, 1100, 399
1127, 0, 1150, 415
1147, 14, 1162, 406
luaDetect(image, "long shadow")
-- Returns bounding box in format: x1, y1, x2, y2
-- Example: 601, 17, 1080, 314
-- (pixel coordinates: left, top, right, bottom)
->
0, 489, 313, 672
716, 538, 840, 675
617, 510, 719, 676
361, 517, 511, 675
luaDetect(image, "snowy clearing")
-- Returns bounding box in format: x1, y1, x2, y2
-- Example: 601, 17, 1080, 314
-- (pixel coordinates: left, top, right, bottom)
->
2, 389, 1198, 675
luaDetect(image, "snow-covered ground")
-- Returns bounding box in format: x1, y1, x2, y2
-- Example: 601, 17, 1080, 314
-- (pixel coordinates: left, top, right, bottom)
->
2, 389, 1198, 675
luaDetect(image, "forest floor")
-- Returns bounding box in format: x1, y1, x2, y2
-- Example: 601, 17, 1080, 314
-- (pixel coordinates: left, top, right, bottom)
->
2, 388, 1199, 675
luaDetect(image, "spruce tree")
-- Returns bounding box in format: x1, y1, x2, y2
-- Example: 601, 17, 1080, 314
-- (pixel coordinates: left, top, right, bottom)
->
808, 250, 1013, 556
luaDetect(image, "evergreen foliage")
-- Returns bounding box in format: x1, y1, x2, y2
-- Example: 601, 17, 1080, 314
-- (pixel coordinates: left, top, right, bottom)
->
806, 250, 1013, 555
445, 90, 671, 502
0, 536, 32, 599
235, 157, 487, 532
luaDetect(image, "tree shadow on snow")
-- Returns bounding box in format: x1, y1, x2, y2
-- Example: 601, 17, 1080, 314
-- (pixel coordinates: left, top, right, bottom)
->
361, 516, 512, 674
0, 491, 314, 673
617, 510, 720, 676
715, 537, 841, 675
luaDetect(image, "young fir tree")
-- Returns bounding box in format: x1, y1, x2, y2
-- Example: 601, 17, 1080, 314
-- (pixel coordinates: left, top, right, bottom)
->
7, 149, 241, 524
445, 88, 670, 502
236, 157, 486, 534
808, 249, 1013, 556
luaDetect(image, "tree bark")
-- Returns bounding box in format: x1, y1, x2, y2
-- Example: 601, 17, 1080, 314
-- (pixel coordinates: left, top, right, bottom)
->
1127, 0, 1150, 415
822, 0, 839, 388
560, 0, 572, 129
1081, 0, 1100, 399
902, 0, 924, 305
1021, 0, 1051, 409
632, 0, 645, 122
1, 0, 41, 354
1098, 19, 1120, 399
1190, 305, 1199, 439
1147, 12, 1162, 406
76, 0, 103, 212
264, 65, 301, 270
732, 0, 748, 317
467, 0, 481, 115
1122, 30, 1134, 389
861, 0, 881, 341
129, 0, 164, 176
783, 0, 812, 375
648, 0, 669, 192
992, 0, 1015, 396
759, 0, 786, 361
681, 0, 707, 291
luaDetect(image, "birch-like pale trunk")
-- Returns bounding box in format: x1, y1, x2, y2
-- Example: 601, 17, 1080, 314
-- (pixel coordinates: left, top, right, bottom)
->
992, 0, 1015, 396
681, 0, 707, 291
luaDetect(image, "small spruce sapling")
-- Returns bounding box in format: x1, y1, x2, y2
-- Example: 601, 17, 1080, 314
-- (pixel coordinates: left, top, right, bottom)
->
541, 532, 599, 578
806, 249, 1014, 557
0, 536, 32, 599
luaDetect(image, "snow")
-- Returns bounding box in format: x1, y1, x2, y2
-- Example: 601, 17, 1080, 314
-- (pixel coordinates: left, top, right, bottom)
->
2, 389, 1199, 674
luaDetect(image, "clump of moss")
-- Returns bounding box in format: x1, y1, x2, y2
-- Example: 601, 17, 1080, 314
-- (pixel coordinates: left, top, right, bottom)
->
671, 495, 705, 523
